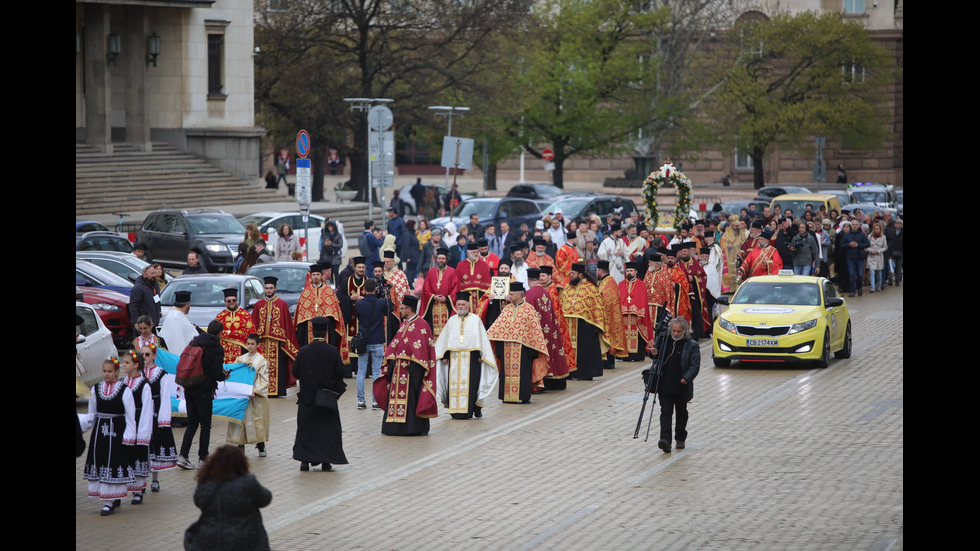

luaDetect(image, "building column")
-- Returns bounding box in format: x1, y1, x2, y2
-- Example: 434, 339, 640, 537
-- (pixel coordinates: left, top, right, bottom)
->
124, 6, 152, 151
84, 5, 113, 153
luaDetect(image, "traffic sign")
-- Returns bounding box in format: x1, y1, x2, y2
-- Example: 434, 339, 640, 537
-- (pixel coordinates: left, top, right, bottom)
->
542, 148, 555, 162
296, 129, 310, 159
295, 158, 312, 205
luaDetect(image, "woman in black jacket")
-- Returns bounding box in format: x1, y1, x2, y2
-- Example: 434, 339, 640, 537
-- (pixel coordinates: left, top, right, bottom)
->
319, 221, 344, 285
400, 219, 421, 284
185, 445, 272, 550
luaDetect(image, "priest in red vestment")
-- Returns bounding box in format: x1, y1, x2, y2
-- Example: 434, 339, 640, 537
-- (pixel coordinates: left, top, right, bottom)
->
294, 263, 349, 363
619, 261, 654, 361
374, 295, 438, 436
738, 229, 783, 282
215, 287, 256, 364
420, 248, 460, 339
526, 237, 556, 271
252, 276, 300, 397
561, 263, 608, 381
597, 260, 628, 368
487, 282, 551, 403
554, 230, 579, 289
539, 265, 574, 388
382, 250, 411, 312
456, 243, 491, 315
677, 243, 712, 339
525, 268, 569, 391
667, 247, 693, 326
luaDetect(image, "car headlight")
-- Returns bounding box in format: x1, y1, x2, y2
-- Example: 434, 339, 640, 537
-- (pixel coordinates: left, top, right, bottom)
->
204, 243, 225, 253
718, 318, 736, 333
788, 319, 818, 334
90, 302, 122, 311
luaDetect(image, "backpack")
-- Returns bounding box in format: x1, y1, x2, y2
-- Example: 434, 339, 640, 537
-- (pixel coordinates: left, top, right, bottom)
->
175, 345, 206, 389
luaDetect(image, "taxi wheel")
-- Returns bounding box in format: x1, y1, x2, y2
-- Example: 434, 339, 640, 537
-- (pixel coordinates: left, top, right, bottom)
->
712, 357, 731, 367
814, 329, 831, 368
835, 322, 852, 359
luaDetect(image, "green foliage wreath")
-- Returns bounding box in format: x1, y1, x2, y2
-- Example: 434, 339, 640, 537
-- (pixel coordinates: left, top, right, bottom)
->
642, 162, 693, 230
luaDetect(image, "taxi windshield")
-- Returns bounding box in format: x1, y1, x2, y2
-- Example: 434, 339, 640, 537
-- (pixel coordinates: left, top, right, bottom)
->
733, 281, 821, 306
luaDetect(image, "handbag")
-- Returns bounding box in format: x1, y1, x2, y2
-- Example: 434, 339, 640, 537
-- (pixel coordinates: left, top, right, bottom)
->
315, 388, 340, 411
350, 331, 367, 354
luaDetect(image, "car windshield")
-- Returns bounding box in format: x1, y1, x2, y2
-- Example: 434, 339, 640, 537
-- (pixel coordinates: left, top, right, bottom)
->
850, 191, 887, 203
451, 201, 497, 218
239, 215, 273, 228
733, 282, 821, 306
186, 215, 245, 235
77, 234, 133, 253
543, 198, 590, 218
77, 261, 133, 287
160, 279, 242, 307
246, 265, 308, 293
769, 199, 821, 216
534, 185, 564, 197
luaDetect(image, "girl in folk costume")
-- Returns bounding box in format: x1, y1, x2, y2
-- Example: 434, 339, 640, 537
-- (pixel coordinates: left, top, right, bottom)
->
133, 315, 159, 350
227, 334, 271, 457
141, 344, 178, 490
80, 358, 138, 516
121, 350, 154, 504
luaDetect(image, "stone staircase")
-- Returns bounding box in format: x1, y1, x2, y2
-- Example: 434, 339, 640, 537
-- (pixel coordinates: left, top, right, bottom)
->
75, 142, 280, 215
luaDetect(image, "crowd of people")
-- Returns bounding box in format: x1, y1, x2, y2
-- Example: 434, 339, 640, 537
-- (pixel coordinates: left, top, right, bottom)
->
81, 184, 902, 548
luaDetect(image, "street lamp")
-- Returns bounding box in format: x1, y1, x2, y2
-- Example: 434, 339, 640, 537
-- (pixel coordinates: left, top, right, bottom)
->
345, 97, 394, 225
428, 105, 469, 188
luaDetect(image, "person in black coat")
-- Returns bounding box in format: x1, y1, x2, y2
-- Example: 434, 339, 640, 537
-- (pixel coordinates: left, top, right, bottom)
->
185, 445, 272, 551
129, 265, 161, 327
178, 321, 230, 469
650, 317, 701, 454
292, 317, 349, 472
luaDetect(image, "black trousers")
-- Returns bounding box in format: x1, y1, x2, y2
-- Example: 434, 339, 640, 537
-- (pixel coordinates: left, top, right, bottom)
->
180, 386, 214, 461
659, 393, 689, 443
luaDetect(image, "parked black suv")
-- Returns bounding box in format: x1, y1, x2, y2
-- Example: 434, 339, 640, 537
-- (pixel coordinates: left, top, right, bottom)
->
137, 209, 244, 273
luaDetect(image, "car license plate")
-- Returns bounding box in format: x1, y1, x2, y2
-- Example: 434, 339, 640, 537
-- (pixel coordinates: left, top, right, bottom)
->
746, 339, 778, 347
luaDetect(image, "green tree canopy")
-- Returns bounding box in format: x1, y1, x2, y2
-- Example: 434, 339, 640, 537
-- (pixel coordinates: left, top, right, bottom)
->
703, 11, 895, 188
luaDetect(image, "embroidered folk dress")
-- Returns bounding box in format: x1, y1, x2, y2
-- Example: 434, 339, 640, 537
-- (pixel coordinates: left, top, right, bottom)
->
123, 375, 154, 493
145, 364, 178, 471
80, 381, 137, 500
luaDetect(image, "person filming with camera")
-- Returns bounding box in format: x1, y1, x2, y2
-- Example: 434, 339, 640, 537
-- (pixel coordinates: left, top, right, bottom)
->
648, 317, 700, 454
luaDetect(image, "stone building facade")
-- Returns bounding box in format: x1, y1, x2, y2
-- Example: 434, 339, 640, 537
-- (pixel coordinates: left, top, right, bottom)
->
75, 0, 263, 180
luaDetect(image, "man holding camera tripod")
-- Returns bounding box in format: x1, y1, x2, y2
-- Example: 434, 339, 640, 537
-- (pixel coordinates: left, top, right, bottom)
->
648, 317, 700, 453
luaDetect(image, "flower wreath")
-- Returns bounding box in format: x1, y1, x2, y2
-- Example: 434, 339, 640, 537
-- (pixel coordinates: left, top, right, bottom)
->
642, 162, 693, 230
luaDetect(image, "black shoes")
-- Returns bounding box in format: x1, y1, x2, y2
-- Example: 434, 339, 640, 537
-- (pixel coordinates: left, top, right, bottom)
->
300, 462, 310, 471
474, 406, 483, 418
658, 439, 672, 453
676, 441, 685, 450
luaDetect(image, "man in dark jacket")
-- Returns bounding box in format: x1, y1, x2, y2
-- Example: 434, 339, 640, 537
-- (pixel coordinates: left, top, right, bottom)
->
839, 221, 871, 296
354, 279, 392, 409
129, 265, 161, 327
178, 320, 230, 469
650, 317, 700, 454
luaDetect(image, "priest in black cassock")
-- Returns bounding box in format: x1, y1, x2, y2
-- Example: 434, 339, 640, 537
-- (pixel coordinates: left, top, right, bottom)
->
292, 317, 349, 472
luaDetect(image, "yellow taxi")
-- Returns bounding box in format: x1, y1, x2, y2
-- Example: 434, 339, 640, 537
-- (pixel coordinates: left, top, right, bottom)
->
712, 271, 852, 368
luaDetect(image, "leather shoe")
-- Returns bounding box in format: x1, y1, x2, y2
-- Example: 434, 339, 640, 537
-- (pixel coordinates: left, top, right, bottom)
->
658, 439, 671, 453
300, 462, 310, 472
676, 441, 685, 450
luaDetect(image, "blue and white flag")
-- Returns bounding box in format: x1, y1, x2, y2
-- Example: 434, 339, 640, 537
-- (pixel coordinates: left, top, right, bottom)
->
155, 348, 256, 423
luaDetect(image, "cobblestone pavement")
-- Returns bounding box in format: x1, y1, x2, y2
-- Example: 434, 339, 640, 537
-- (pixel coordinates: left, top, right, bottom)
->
76, 284, 903, 551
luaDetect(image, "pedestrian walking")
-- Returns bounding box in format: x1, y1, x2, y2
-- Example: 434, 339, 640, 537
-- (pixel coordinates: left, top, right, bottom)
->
177, 321, 230, 469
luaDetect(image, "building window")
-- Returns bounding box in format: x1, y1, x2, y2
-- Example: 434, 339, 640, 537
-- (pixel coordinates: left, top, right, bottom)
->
843, 0, 865, 14
735, 148, 754, 170
208, 34, 224, 96
842, 63, 866, 85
